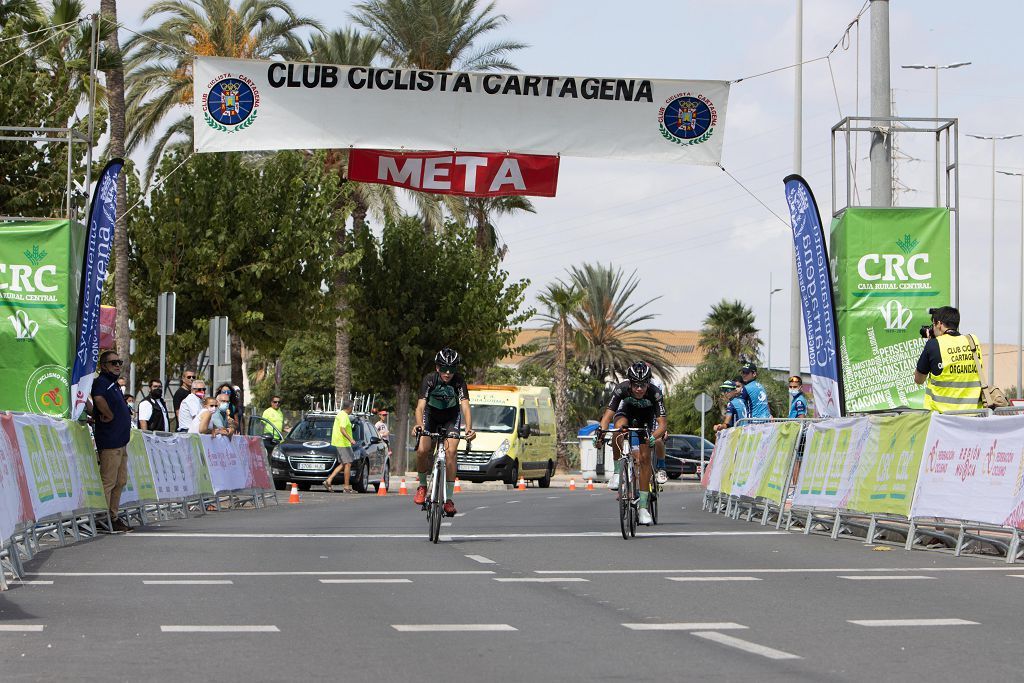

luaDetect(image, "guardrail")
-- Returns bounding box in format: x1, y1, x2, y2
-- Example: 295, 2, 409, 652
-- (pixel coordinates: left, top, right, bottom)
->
0, 411, 277, 589
701, 409, 1024, 563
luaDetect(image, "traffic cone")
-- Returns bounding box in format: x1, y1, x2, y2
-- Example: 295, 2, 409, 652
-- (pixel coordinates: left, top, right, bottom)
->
288, 482, 300, 504
586, 479, 594, 491
398, 478, 408, 495
517, 477, 526, 491
569, 479, 576, 491
377, 480, 387, 496
454, 477, 462, 493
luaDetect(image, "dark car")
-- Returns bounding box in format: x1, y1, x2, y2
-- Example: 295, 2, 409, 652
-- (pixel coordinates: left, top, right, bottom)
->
663, 434, 715, 479
250, 412, 390, 493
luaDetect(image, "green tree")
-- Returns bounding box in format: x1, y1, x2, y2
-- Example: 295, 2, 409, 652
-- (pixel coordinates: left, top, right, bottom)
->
535, 282, 584, 472
127, 150, 346, 387
124, 0, 321, 184
699, 299, 762, 362
348, 215, 531, 467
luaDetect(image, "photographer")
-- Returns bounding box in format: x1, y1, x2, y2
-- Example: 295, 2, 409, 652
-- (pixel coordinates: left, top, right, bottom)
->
913, 306, 983, 412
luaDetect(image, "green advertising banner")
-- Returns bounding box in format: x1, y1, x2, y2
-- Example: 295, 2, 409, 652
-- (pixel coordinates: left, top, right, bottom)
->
831, 208, 951, 412
0, 220, 84, 417
755, 421, 802, 503
849, 413, 930, 516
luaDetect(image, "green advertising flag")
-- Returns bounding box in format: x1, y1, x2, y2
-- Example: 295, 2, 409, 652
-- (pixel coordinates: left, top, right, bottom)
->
831, 208, 951, 412
0, 220, 84, 417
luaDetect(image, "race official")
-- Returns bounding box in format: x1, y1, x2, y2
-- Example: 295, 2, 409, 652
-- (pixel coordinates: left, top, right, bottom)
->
914, 306, 983, 412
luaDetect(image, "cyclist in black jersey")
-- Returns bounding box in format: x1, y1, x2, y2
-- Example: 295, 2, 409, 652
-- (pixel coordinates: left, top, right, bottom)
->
596, 361, 667, 526
412, 348, 475, 515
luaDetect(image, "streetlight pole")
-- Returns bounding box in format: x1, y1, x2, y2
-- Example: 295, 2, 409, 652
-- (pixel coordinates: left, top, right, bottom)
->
998, 170, 1024, 398
967, 133, 1022, 388
768, 274, 783, 372
900, 62, 971, 204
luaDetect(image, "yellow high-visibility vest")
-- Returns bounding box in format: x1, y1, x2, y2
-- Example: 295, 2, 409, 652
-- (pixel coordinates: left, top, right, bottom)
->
924, 333, 983, 412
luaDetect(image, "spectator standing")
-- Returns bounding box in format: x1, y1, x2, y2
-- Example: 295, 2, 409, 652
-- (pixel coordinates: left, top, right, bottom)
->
172, 369, 196, 419
90, 351, 133, 533
138, 379, 170, 431
189, 396, 219, 434
212, 388, 237, 436
177, 379, 206, 432
324, 400, 355, 493
914, 306, 983, 412
374, 410, 390, 443
788, 376, 809, 418
262, 396, 285, 438
714, 380, 748, 432
125, 394, 137, 427
739, 362, 772, 419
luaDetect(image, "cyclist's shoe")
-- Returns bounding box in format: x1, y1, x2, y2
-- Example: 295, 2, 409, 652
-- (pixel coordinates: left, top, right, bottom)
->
655, 469, 669, 485
638, 508, 653, 526
413, 486, 427, 505
607, 473, 620, 491
443, 499, 457, 517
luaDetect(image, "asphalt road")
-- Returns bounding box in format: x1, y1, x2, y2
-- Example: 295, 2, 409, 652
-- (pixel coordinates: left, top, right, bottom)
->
1, 486, 1020, 682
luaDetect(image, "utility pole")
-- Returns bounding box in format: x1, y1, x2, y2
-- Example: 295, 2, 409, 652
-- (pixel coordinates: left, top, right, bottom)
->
789, 0, 803, 378
997, 170, 1024, 398
870, 0, 892, 207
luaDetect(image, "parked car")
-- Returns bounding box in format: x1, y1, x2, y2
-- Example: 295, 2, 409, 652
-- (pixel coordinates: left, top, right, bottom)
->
663, 434, 715, 479
250, 412, 390, 492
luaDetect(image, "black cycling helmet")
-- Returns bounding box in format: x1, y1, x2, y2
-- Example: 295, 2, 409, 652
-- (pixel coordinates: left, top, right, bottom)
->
435, 347, 461, 367
626, 361, 652, 384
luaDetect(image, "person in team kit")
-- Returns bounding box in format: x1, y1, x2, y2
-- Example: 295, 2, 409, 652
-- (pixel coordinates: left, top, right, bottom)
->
714, 379, 748, 432
788, 376, 808, 418
412, 348, 476, 517
739, 362, 771, 419
595, 361, 668, 526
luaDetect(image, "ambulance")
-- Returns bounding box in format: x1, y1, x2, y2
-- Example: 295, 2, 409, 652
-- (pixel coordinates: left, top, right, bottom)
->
456, 385, 557, 486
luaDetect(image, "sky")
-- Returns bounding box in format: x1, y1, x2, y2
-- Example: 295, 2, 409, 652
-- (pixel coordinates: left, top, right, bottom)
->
84, 0, 1024, 370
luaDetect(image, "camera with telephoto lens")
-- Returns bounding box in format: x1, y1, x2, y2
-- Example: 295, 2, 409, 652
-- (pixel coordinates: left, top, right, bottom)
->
919, 308, 939, 339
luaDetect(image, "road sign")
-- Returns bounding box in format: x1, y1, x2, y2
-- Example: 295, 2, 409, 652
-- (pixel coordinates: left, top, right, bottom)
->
156, 292, 175, 335
694, 392, 713, 413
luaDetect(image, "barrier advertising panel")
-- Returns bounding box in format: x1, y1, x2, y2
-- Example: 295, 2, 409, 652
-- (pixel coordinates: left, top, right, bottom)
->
0, 220, 85, 417
0, 413, 34, 539
849, 413, 930, 516
910, 414, 1024, 528
831, 208, 951, 413
792, 417, 871, 510
755, 422, 802, 504
204, 434, 275, 492
118, 430, 158, 506
702, 428, 736, 493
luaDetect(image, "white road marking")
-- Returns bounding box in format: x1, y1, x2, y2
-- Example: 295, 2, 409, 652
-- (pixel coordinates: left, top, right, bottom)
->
666, 576, 762, 582
319, 579, 412, 584
143, 580, 234, 585
392, 624, 517, 632
839, 575, 936, 581
0, 625, 45, 632
465, 555, 495, 564
536, 566, 1017, 575
161, 625, 279, 633
547, 496, 559, 499
31, 570, 495, 577
127, 530, 786, 540
474, 506, 489, 510
1005, 574, 1024, 579
692, 631, 801, 660
849, 618, 978, 627
454, 513, 466, 517
505, 500, 520, 504
11, 580, 53, 585
493, 577, 589, 583
623, 623, 747, 631
441, 522, 453, 527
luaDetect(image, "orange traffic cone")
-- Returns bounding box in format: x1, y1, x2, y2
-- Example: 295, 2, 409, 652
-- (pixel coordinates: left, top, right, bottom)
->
288, 482, 300, 504
586, 479, 594, 491
398, 478, 408, 495
517, 477, 526, 491
569, 479, 576, 491
377, 480, 387, 496
454, 477, 462, 493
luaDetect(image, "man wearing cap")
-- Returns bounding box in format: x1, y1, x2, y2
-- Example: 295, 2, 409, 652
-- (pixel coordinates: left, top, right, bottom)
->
788, 376, 808, 418
714, 380, 747, 432
375, 411, 391, 454
739, 362, 772, 419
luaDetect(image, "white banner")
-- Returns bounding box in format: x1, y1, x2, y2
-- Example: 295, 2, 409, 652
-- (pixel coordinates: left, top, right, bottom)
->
702, 428, 736, 493
141, 432, 214, 501
193, 57, 730, 164
0, 413, 34, 539
792, 417, 871, 510
910, 414, 1024, 528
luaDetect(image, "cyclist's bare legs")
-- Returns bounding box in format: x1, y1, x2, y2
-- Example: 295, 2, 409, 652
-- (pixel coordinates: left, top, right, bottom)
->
444, 436, 459, 482
636, 443, 653, 508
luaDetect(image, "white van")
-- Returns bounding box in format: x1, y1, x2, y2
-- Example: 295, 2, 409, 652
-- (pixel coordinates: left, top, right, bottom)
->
456, 385, 557, 486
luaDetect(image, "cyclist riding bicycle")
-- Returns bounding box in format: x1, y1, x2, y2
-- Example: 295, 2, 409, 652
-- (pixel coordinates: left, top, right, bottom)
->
412, 347, 475, 516
647, 372, 669, 485
595, 361, 668, 526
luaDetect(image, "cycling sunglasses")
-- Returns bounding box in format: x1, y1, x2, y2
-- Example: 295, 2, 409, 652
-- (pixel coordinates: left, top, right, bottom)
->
439, 365, 457, 373
629, 381, 649, 389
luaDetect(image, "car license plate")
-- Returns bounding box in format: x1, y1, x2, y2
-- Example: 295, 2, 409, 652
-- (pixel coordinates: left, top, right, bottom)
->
296, 462, 323, 471
460, 464, 481, 471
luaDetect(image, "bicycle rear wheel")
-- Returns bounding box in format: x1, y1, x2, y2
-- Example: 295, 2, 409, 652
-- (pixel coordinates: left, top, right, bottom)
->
649, 487, 659, 525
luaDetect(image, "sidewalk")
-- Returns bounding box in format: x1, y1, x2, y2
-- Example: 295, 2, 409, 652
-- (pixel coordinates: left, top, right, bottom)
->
399, 472, 703, 492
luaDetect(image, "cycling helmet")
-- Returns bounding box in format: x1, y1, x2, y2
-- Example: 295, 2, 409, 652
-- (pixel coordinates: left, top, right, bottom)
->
626, 361, 652, 384
435, 347, 461, 367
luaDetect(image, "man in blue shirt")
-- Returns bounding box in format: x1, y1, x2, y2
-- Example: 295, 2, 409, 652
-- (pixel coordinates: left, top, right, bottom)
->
90, 350, 133, 533
739, 362, 771, 419
787, 375, 808, 418
714, 380, 748, 432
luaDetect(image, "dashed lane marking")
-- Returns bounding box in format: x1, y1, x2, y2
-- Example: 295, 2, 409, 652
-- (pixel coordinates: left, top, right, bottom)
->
10, 580, 53, 585
465, 555, 496, 564
536, 566, 1016, 575
691, 631, 801, 660
666, 576, 761, 582
848, 618, 978, 627
392, 624, 517, 632
143, 580, 234, 585
839, 575, 936, 581
30, 570, 495, 577
0, 625, 45, 632
623, 623, 747, 631
161, 625, 279, 633
320, 579, 412, 584
493, 578, 589, 583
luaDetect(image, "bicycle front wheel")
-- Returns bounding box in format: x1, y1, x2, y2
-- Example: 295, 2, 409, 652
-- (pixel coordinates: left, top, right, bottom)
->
627, 463, 637, 537
429, 502, 442, 543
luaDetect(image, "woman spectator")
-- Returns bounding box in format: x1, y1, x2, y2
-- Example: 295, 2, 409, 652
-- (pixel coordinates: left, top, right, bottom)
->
189, 397, 220, 434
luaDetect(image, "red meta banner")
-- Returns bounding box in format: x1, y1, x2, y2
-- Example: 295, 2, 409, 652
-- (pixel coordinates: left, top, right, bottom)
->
347, 149, 559, 197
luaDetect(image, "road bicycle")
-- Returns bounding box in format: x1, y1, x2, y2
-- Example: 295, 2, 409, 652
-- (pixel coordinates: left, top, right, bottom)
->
416, 429, 464, 544
597, 427, 654, 539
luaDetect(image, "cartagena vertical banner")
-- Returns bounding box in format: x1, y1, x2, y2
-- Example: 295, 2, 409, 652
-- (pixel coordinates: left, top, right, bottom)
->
0, 220, 84, 417
70, 158, 123, 420
831, 208, 951, 413
783, 175, 843, 417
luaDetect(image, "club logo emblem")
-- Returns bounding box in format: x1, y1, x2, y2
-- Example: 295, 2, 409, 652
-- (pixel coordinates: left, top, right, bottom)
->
8, 309, 39, 340
658, 93, 717, 146
203, 74, 260, 132
878, 300, 912, 331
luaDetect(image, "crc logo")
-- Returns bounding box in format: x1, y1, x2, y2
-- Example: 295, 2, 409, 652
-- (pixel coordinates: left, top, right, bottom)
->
857, 253, 930, 282
8, 309, 39, 339
879, 300, 912, 330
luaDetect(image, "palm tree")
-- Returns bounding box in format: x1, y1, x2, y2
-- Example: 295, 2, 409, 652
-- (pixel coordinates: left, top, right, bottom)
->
536, 281, 584, 472
0, 0, 40, 29
123, 0, 321, 185
698, 299, 761, 361
351, 0, 528, 240
466, 195, 534, 255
